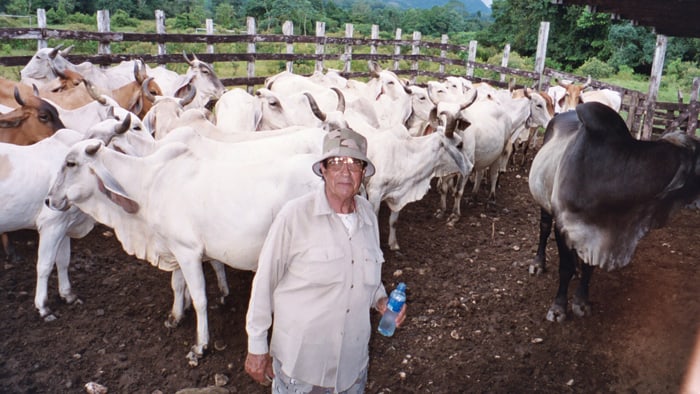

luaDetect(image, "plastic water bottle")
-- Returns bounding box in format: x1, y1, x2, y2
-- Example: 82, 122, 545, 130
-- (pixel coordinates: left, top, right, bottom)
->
378, 282, 406, 337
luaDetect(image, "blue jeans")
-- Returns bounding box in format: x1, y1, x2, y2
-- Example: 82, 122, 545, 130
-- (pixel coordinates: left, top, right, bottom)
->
272, 358, 367, 394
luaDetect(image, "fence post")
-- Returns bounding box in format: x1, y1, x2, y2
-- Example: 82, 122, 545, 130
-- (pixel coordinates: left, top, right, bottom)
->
642, 34, 667, 140
534, 22, 549, 90
246, 17, 256, 94
466, 40, 477, 78
500, 44, 511, 84
206, 19, 214, 54
439, 34, 448, 75
315, 21, 326, 73
626, 91, 641, 136
411, 31, 421, 81
155, 10, 166, 67
97, 10, 111, 58
371, 25, 379, 56
283, 21, 294, 73
687, 77, 700, 136
343, 23, 354, 73
36, 9, 47, 50
393, 28, 402, 71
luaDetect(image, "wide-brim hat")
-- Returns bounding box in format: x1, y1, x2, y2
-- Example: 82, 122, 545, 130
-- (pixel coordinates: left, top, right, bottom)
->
312, 128, 375, 177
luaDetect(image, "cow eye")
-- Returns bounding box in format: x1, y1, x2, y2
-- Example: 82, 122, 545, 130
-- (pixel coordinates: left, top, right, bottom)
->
39, 114, 50, 122
66, 161, 76, 168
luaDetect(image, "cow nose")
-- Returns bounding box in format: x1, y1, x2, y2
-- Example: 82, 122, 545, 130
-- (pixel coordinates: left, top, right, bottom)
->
44, 198, 50, 207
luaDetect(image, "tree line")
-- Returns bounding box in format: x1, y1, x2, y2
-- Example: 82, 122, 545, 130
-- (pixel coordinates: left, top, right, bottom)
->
2, 0, 699, 82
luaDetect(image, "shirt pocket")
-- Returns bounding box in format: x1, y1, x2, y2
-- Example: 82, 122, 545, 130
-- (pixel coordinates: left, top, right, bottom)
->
362, 247, 383, 287
288, 247, 346, 285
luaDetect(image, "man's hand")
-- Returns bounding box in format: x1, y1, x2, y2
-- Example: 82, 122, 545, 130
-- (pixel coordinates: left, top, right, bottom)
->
245, 352, 274, 385
377, 296, 408, 328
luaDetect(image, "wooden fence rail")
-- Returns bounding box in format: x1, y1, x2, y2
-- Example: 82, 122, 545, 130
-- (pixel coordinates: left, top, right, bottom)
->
1, 9, 698, 138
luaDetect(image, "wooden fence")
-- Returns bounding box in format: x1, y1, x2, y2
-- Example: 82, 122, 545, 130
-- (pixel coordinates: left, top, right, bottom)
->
1, 9, 699, 138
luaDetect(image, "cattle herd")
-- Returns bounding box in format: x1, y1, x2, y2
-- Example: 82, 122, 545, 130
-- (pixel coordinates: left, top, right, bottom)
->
2, 45, 699, 371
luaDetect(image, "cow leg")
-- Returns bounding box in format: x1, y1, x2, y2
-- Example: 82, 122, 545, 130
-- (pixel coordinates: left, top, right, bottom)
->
546, 225, 577, 323
435, 175, 454, 219
387, 209, 401, 251
177, 260, 209, 366
167, 269, 187, 328
572, 263, 594, 317
209, 260, 229, 305
35, 228, 73, 321
1, 232, 19, 263
54, 236, 78, 305
447, 174, 468, 227
471, 169, 484, 200
521, 127, 538, 167
487, 164, 501, 203
529, 208, 553, 275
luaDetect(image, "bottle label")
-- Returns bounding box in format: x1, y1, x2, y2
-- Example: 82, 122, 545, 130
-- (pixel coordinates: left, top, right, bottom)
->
387, 294, 405, 312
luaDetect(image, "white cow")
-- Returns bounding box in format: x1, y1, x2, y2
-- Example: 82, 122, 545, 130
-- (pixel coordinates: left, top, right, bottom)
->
46, 141, 323, 365
364, 127, 469, 250
0, 128, 95, 320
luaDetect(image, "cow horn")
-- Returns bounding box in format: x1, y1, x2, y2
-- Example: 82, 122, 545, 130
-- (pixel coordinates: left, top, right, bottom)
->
368, 61, 381, 78
142, 77, 156, 102
48, 44, 64, 59
114, 114, 131, 135
178, 85, 197, 107
582, 75, 592, 89
133, 61, 144, 85
85, 80, 107, 105
183, 51, 194, 66
426, 86, 440, 106
85, 141, 102, 155
460, 90, 478, 111
331, 87, 346, 112
13, 87, 25, 106
304, 92, 326, 121
59, 45, 74, 56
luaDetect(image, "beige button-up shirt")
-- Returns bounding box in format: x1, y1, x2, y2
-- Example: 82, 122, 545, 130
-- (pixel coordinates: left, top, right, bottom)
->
246, 186, 386, 391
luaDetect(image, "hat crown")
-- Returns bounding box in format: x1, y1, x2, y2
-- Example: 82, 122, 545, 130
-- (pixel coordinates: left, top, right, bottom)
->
312, 128, 375, 177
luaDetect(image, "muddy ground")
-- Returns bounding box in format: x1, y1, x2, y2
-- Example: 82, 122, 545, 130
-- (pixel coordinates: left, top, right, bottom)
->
1, 150, 699, 393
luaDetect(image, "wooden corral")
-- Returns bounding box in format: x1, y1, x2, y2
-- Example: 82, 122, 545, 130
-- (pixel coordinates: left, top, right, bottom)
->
1, 10, 698, 139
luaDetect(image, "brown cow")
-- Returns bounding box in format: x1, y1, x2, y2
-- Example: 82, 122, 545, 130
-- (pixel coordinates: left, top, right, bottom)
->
0, 87, 66, 145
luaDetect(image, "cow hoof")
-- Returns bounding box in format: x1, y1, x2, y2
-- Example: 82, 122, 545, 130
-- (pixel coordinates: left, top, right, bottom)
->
571, 299, 591, 317
528, 262, 545, 275
389, 242, 400, 251
546, 304, 567, 323
63, 293, 80, 304
164, 315, 180, 329
187, 344, 207, 367
434, 210, 445, 219
187, 351, 200, 367
446, 214, 460, 227
43, 313, 58, 322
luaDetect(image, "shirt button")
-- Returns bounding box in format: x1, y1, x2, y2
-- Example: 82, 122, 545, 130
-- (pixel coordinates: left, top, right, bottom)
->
350, 284, 354, 289
346, 309, 350, 313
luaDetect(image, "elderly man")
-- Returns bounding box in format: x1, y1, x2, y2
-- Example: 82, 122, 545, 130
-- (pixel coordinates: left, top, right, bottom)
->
245, 128, 407, 393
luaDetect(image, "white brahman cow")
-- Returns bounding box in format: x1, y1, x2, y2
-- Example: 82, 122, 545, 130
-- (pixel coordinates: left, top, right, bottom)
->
46, 140, 323, 366
0, 129, 95, 321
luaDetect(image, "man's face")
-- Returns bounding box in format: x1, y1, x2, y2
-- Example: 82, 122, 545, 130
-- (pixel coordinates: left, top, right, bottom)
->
321, 156, 365, 202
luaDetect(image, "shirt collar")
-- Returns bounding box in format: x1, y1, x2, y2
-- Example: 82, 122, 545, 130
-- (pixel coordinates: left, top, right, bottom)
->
311, 185, 374, 228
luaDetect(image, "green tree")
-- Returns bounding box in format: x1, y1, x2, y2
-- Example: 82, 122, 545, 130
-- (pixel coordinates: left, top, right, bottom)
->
214, 3, 235, 29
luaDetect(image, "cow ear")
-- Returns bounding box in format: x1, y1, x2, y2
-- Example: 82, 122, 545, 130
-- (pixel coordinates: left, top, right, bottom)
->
90, 160, 140, 214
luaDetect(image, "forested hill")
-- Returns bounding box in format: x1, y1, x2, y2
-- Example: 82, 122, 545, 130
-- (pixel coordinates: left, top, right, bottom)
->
384, 0, 491, 14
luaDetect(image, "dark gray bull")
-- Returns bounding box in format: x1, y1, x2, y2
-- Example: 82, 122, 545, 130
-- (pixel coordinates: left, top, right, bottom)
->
528, 102, 700, 322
